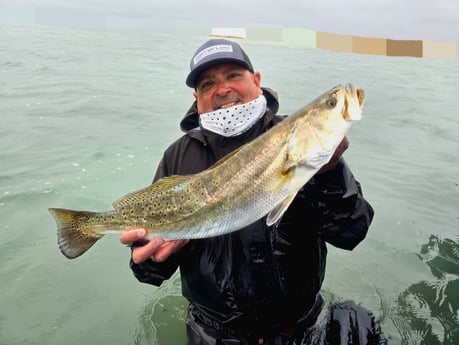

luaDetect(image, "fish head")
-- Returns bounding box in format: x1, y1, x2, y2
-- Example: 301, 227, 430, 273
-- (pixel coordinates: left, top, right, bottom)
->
310, 82, 364, 135
313, 83, 364, 149
313, 83, 364, 123
288, 83, 365, 163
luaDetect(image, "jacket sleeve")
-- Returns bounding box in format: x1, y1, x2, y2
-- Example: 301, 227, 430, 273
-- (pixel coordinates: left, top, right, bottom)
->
299, 159, 374, 250
129, 251, 181, 286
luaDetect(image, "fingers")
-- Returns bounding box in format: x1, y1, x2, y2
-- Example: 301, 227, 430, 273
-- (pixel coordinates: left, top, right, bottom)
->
119, 228, 163, 264
131, 238, 189, 264
120, 229, 189, 264
119, 228, 147, 245
131, 237, 166, 264
153, 239, 190, 262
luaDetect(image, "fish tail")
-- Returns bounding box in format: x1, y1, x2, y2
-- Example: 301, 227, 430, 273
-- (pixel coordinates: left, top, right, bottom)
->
48, 208, 103, 259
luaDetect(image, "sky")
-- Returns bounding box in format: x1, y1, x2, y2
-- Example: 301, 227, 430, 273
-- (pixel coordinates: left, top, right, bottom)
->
1, 0, 459, 42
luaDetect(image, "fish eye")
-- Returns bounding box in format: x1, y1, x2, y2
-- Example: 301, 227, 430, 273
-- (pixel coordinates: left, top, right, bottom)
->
325, 97, 337, 108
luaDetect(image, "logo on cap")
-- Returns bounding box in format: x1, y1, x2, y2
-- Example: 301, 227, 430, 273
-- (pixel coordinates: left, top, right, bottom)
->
193, 44, 234, 66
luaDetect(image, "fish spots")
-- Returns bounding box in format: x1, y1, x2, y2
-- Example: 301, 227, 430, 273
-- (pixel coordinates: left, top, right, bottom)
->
192, 181, 207, 198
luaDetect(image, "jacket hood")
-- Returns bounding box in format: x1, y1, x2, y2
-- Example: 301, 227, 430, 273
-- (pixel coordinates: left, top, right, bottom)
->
180, 87, 279, 134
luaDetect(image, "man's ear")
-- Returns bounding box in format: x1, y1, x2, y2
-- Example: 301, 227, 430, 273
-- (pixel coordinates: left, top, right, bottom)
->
253, 71, 262, 88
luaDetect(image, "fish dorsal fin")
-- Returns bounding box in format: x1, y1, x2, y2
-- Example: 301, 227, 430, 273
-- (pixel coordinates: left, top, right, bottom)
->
112, 175, 192, 209
266, 193, 297, 226
112, 145, 246, 210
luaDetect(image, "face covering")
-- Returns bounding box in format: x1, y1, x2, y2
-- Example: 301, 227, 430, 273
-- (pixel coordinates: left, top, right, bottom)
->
199, 95, 267, 137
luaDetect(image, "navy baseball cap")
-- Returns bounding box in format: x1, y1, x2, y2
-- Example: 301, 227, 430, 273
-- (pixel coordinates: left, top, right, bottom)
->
186, 38, 254, 88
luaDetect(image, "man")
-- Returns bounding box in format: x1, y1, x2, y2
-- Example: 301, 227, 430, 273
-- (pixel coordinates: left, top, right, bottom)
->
120, 39, 381, 344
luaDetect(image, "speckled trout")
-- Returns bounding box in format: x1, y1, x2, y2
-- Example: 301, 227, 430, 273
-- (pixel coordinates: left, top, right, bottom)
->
49, 83, 364, 259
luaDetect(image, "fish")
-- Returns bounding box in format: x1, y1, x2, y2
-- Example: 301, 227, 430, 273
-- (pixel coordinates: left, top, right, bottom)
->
49, 83, 365, 259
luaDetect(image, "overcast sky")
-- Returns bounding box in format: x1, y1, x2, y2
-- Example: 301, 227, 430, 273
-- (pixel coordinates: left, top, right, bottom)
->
1, 0, 459, 41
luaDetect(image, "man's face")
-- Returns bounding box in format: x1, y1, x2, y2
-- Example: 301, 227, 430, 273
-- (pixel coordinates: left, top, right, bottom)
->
193, 63, 262, 114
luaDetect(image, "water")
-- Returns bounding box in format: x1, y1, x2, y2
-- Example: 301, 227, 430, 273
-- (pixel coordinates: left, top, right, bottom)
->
1, 24, 458, 345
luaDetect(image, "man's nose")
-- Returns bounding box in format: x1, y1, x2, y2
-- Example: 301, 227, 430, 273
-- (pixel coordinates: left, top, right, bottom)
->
215, 80, 230, 95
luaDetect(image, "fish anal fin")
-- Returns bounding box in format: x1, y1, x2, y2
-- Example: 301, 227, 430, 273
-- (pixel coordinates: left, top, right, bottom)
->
266, 193, 297, 226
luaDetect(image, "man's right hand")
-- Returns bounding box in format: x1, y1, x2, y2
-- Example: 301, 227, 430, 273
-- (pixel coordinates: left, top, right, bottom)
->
119, 228, 189, 264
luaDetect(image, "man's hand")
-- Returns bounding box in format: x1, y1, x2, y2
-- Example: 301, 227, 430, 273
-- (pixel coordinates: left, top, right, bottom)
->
120, 228, 189, 264
318, 136, 349, 173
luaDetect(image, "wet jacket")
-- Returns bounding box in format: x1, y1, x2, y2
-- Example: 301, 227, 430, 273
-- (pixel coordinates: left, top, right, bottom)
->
130, 88, 374, 334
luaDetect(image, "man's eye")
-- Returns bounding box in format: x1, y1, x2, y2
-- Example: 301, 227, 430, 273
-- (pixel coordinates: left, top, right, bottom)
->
228, 72, 241, 79
199, 80, 213, 89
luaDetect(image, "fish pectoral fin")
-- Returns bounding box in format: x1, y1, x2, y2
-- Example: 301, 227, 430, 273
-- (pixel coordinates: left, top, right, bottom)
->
112, 175, 192, 209
272, 163, 296, 195
266, 193, 297, 226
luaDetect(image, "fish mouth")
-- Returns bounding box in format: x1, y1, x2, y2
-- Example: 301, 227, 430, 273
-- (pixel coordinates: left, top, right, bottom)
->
343, 83, 364, 121
345, 83, 364, 107
356, 89, 365, 106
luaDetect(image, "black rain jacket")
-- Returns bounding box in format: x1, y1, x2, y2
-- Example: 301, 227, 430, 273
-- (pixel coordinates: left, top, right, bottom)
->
129, 88, 374, 333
